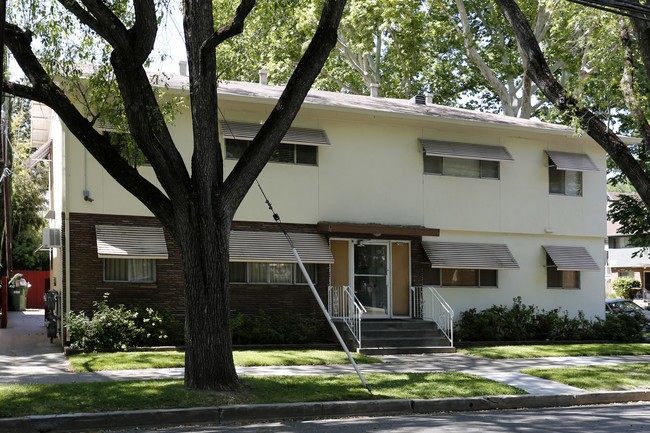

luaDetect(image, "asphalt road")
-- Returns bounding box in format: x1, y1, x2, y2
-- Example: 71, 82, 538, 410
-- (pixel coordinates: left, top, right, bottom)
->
112, 403, 650, 433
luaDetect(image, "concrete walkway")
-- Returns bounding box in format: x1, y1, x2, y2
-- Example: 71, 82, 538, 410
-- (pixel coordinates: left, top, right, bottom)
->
2, 310, 650, 395
4, 310, 650, 432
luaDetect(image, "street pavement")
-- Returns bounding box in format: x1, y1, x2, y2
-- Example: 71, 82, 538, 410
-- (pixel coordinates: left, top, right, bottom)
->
2, 310, 650, 432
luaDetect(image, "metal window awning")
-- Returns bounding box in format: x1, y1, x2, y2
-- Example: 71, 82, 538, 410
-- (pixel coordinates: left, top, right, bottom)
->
25, 139, 52, 171
96, 225, 168, 259
221, 121, 331, 146
545, 150, 599, 172
420, 139, 514, 161
543, 245, 600, 271
230, 231, 334, 263
422, 241, 520, 269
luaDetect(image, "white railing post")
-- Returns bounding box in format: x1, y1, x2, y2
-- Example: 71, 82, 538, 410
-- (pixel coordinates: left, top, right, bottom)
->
328, 285, 365, 349
411, 286, 454, 347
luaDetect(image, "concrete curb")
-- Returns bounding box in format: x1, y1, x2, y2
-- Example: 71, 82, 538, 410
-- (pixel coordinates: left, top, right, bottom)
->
3, 391, 650, 433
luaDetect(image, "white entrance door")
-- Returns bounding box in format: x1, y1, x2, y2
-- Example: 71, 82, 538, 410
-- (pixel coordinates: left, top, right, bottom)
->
353, 241, 389, 317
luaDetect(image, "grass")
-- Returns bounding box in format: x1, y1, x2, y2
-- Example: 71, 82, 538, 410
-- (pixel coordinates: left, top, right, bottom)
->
521, 363, 650, 391
458, 343, 650, 359
0, 373, 526, 418
67, 350, 382, 372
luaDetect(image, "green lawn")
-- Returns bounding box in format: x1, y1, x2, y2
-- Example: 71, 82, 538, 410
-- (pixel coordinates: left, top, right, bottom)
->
521, 363, 650, 391
67, 350, 382, 372
458, 343, 650, 359
0, 373, 526, 418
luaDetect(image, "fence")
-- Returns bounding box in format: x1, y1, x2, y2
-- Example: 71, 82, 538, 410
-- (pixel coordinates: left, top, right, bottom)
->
14, 270, 50, 309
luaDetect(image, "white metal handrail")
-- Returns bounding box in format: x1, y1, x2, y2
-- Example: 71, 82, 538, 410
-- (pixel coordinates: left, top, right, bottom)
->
328, 285, 365, 348
411, 286, 454, 346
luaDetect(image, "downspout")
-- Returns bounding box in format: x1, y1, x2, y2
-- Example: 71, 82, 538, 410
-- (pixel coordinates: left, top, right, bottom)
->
63, 134, 71, 345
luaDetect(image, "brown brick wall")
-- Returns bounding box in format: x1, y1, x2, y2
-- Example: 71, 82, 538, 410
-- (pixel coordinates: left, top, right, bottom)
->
62, 214, 427, 344
63, 214, 331, 323
65, 213, 185, 318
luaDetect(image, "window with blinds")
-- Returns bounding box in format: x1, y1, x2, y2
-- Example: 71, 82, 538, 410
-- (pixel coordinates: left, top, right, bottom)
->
103, 258, 156, 283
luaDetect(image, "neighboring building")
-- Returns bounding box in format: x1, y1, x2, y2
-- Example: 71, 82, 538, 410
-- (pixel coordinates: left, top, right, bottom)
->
34, 74, 611, 349
606, 192, 650, 300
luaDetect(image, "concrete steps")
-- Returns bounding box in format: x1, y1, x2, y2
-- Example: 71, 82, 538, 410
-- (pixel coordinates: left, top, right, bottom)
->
334, 318, 455, 355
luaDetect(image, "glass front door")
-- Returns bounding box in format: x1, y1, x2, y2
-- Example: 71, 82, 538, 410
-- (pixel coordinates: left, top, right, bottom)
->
354, 242, 389, 316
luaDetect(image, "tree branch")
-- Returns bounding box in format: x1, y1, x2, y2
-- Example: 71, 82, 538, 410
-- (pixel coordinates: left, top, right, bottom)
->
5, 21, 177, 230
222, 0, 347, 218
200, 0, 255, 73
130, 0, 159, 63
57, 0, 130, 50
454, 0, 513, 115
494, 0, 650, 211
630, 14, 650, 83
619, 18, 650, 151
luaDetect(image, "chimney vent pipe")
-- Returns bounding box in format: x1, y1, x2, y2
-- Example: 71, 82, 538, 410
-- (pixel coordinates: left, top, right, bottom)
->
259, 69, 268, 85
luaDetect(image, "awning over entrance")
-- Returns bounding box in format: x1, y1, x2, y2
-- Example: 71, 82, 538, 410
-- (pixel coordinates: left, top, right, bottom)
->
317, 222, 439, 237
95, 225, 168, 259
230, 231, 334, 263
420, 139, 514, 161
422, 241, 519, 269
221, 121, 331, 146
543, 245, 600, 271
545, 150, 599, 172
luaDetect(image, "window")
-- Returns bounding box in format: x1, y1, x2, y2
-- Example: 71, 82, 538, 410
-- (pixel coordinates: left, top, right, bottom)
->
103, 131, 150, 167
549, 158, 582, 196
546, 254, 580, 289
103, 258, 156, 283
423, 266, 498, 287
608, 236, 632, 249
229, 262, 318, 284
424, 155, 499, 179
225, 139, 318, 166
618, 270, 634, 279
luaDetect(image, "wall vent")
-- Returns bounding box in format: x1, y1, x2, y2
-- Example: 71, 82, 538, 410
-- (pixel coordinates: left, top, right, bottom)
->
410, 95, 426, 105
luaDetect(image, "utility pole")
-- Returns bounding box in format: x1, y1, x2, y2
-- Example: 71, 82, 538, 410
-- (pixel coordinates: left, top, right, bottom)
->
0, 0, 9, 329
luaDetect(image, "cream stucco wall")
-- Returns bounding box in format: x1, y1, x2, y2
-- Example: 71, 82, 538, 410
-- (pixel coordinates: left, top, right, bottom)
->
430, 231, 605, 320
49, 111, 65, 298
48, 89, 608, 320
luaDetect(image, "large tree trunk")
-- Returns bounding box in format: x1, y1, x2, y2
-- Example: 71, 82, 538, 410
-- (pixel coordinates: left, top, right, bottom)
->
180, 209, 237, 390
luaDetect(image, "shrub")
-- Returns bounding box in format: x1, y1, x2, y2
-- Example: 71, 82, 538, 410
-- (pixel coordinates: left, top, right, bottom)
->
66, 294, 139, 351
612, 277, 641, 299
130, 305, 184, 347
455, 297, 644, 343
591, 313, 645, 342
231, 311, 320, 345
66, 294, 183, 351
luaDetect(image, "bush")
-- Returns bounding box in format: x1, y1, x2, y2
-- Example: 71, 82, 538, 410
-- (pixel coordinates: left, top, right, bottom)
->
231, 311, 320, 345
455, 297, 643, 343
130, 305, 184, 347
66, 294, 182, 351
591, 313, 645, 342
612, 277, 641, 299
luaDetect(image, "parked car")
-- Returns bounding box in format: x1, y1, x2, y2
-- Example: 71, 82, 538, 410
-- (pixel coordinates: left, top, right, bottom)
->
606, 298, 650, 329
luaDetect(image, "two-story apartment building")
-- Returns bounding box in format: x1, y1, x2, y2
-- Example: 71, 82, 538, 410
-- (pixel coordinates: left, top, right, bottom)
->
34, 74, 608, 348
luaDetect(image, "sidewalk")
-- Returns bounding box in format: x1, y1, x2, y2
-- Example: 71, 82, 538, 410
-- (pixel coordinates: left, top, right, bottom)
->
1, 310, 650, 394
2, 310, 650, 432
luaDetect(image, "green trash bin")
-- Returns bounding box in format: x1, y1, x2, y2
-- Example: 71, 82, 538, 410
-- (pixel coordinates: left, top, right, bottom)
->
10, 287, 26, 311
8, 275, 27, 311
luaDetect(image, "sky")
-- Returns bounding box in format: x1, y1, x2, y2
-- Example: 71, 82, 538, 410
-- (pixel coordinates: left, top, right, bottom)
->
151, 0, 188, 75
